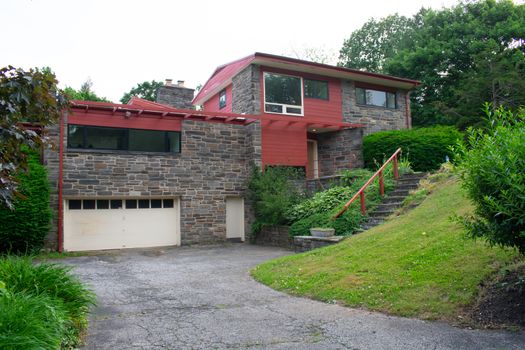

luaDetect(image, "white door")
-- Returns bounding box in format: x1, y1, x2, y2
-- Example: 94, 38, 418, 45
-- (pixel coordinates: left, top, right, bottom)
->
64, 198, 180, 251
226, 197, 244, 241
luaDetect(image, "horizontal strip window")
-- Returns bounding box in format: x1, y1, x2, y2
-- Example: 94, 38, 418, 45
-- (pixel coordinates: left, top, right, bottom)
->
68, 199, 176, 210
356, 87, 396, 109
67, 125, 181, 153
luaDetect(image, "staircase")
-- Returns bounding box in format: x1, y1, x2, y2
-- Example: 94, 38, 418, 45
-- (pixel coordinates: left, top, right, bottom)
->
359, 172, 427, 231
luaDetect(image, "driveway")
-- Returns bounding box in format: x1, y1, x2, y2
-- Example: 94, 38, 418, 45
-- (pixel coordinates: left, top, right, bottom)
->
60, 245, 525, 349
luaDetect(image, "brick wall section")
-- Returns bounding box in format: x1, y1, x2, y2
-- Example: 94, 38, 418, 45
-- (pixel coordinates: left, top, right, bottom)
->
232, 64, 261, 114
317, 128, 364, 177
156, 85, 195, 109
43, 123, 61, 249
342, 80, 409, 135
45, 118, 256, 247
254, 225, 293, 249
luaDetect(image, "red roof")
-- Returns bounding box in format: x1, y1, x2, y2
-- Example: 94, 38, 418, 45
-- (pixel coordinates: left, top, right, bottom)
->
193, 52, 421, 106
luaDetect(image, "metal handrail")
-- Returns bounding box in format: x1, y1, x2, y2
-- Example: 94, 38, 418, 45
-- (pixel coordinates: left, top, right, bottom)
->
333, 148, 401, 219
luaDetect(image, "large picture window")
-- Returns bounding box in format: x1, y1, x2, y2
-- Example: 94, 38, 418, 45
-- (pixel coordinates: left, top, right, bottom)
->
67, 125, 181, 153
304, 79, 328, 100
264, 72, 303, 115
356, 87, 396, 109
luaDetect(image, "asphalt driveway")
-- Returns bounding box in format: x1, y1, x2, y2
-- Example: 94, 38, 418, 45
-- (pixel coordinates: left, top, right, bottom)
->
60, 245, 525, 349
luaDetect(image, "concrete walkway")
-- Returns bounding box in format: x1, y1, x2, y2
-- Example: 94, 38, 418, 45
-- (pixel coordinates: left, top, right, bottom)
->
60, 245, 525, 349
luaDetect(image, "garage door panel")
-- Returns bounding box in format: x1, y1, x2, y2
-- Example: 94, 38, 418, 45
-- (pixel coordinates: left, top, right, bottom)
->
64, 198, 180, 251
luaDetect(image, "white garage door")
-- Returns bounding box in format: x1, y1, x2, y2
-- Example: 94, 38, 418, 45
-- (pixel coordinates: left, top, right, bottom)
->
64, 198, 180, 251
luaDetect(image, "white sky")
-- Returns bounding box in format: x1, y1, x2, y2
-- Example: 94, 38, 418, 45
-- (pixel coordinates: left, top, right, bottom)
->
2, 0, 463, 102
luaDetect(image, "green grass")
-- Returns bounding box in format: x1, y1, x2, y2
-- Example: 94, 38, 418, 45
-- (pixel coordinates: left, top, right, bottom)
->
252, 177, 520, 320
0, 256, 96, 348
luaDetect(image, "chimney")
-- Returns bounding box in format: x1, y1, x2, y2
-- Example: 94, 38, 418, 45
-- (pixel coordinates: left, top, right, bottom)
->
156, 79, 194, 109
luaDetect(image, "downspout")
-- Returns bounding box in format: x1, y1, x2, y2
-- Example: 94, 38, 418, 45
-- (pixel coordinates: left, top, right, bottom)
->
405, 91, 412, 129
57, 111, 65, 252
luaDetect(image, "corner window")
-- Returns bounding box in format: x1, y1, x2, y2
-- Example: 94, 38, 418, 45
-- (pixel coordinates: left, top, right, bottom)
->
304, 79, 328, 100
356, 87, 396, 109
264, 72, 303, 116
219, 89, 227, 109
68, 125, 181, 153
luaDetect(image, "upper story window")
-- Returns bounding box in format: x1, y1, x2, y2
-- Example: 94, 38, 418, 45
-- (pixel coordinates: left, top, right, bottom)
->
356, 87, 396, 109
304, 79, 328, 100
264, 72, 303, 116
219, 89, 227, 109
67, 125, 181, 153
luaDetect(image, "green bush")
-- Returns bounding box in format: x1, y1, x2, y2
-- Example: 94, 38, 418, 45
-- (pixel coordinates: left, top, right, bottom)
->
0, 152, 52, 254
363, 126, 462, 171
247, 165, 304, 237
0, 257, 96, 348
454, 105, 525, 254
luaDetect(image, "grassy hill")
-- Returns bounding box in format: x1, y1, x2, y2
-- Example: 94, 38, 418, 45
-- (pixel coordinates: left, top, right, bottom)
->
252, 176, 520, 321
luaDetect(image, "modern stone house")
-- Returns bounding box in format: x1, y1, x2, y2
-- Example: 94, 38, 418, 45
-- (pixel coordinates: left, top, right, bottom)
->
44, 53, 419, 252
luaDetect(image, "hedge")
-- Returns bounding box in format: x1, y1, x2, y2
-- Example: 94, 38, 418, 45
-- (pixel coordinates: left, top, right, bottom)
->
363, 126, 462, 172
0, 152, 52, 254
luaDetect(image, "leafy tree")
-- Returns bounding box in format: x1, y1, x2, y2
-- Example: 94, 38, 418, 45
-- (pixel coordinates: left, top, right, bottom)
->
338, 14, 415, 73
454, 105, 525, 254
120, 80, 163, 104
339, 0, 525, 128
64, 79, 109, 102
0, 66, 68, 208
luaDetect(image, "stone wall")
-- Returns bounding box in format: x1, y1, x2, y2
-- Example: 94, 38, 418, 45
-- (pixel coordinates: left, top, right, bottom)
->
156, 84, 195, 109
232, 65, 261, 114
342, 80, 409, 135
317, 128, 364, 177
45, 118, 257, 247
254, 225, 293, 249
43, 124, 61, 249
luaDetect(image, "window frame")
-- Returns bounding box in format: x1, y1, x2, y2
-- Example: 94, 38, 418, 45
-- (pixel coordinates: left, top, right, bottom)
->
263, 72, 304, 116
67, 125, 181, 154
218, 89, 227, 110
304, 79, 329, 101
355, 87, 397, 109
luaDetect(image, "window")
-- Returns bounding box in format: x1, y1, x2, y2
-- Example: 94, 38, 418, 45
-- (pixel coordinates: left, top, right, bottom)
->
67, 125, 181, 153
304, 79, 328, 100
355, 87, 396, 108
219, 89, 227, 109
264, 72, 303, 115
68, 198, 175, 210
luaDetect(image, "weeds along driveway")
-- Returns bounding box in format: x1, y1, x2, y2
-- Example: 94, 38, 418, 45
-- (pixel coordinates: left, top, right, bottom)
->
59, 245, 525, 350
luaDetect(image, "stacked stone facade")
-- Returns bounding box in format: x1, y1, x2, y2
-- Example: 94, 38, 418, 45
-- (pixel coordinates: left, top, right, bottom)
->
156, 84, 195, 109
341, 80, 409, 135
232, 65, 260, 115
317, 128, 364, 177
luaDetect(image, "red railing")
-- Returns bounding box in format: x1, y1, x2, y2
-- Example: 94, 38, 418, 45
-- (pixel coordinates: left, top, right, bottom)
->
333, 148, 401, 219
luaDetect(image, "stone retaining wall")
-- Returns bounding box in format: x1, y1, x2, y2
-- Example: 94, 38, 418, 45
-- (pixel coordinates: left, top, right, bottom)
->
254, 225, 293, 249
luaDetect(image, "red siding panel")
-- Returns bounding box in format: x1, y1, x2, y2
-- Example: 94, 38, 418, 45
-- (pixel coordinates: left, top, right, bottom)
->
69, 110, 182, 131
202, 84, 232, 113
262, 122, 307, 168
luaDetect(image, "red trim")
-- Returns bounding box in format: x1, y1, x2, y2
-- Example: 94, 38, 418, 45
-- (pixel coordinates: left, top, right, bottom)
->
57, 112, 65, 252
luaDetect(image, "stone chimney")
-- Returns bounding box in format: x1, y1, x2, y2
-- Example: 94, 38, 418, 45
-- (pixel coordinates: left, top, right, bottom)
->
156, 78, 194, 109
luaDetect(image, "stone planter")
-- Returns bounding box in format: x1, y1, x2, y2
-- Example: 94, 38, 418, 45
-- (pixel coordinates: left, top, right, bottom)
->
309, 228, 335, 238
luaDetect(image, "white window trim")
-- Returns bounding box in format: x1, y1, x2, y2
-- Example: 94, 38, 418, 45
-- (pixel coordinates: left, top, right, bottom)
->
263, 72, 304, 116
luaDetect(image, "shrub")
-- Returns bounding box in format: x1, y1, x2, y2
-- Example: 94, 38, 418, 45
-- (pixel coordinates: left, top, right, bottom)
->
363, 126, 462, 171
0, 152, 52, 254
454, 105, 525, 254
0, 257, 96, 348
247, 165, 304, 236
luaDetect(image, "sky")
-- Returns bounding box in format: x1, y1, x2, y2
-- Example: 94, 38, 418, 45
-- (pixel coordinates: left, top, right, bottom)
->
2, 0, 462, 102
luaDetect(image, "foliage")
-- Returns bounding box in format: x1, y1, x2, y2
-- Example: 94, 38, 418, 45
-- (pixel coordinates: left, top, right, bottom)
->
454, 105, 525, 254
338, 14, 415, 73
64, 78, 109, 102
288, 167, 397, 236
120, 80, 164, 104
363, 126, 461, 172
252, 178, 519, 320
0, 66, 67, 208
0, 256, 96, 348
339, 0, 525, 128
0, 151, 52, 254
247, 166, 304, 237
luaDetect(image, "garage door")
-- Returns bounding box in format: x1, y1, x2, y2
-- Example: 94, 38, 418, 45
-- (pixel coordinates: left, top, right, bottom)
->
64, 198, 180, 251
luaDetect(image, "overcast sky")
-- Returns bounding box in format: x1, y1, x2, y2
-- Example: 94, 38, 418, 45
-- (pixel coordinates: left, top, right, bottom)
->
3, 0, 465, 102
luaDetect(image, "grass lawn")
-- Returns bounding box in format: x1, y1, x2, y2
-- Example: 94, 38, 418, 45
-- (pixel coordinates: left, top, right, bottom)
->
252, 177, 520, 320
